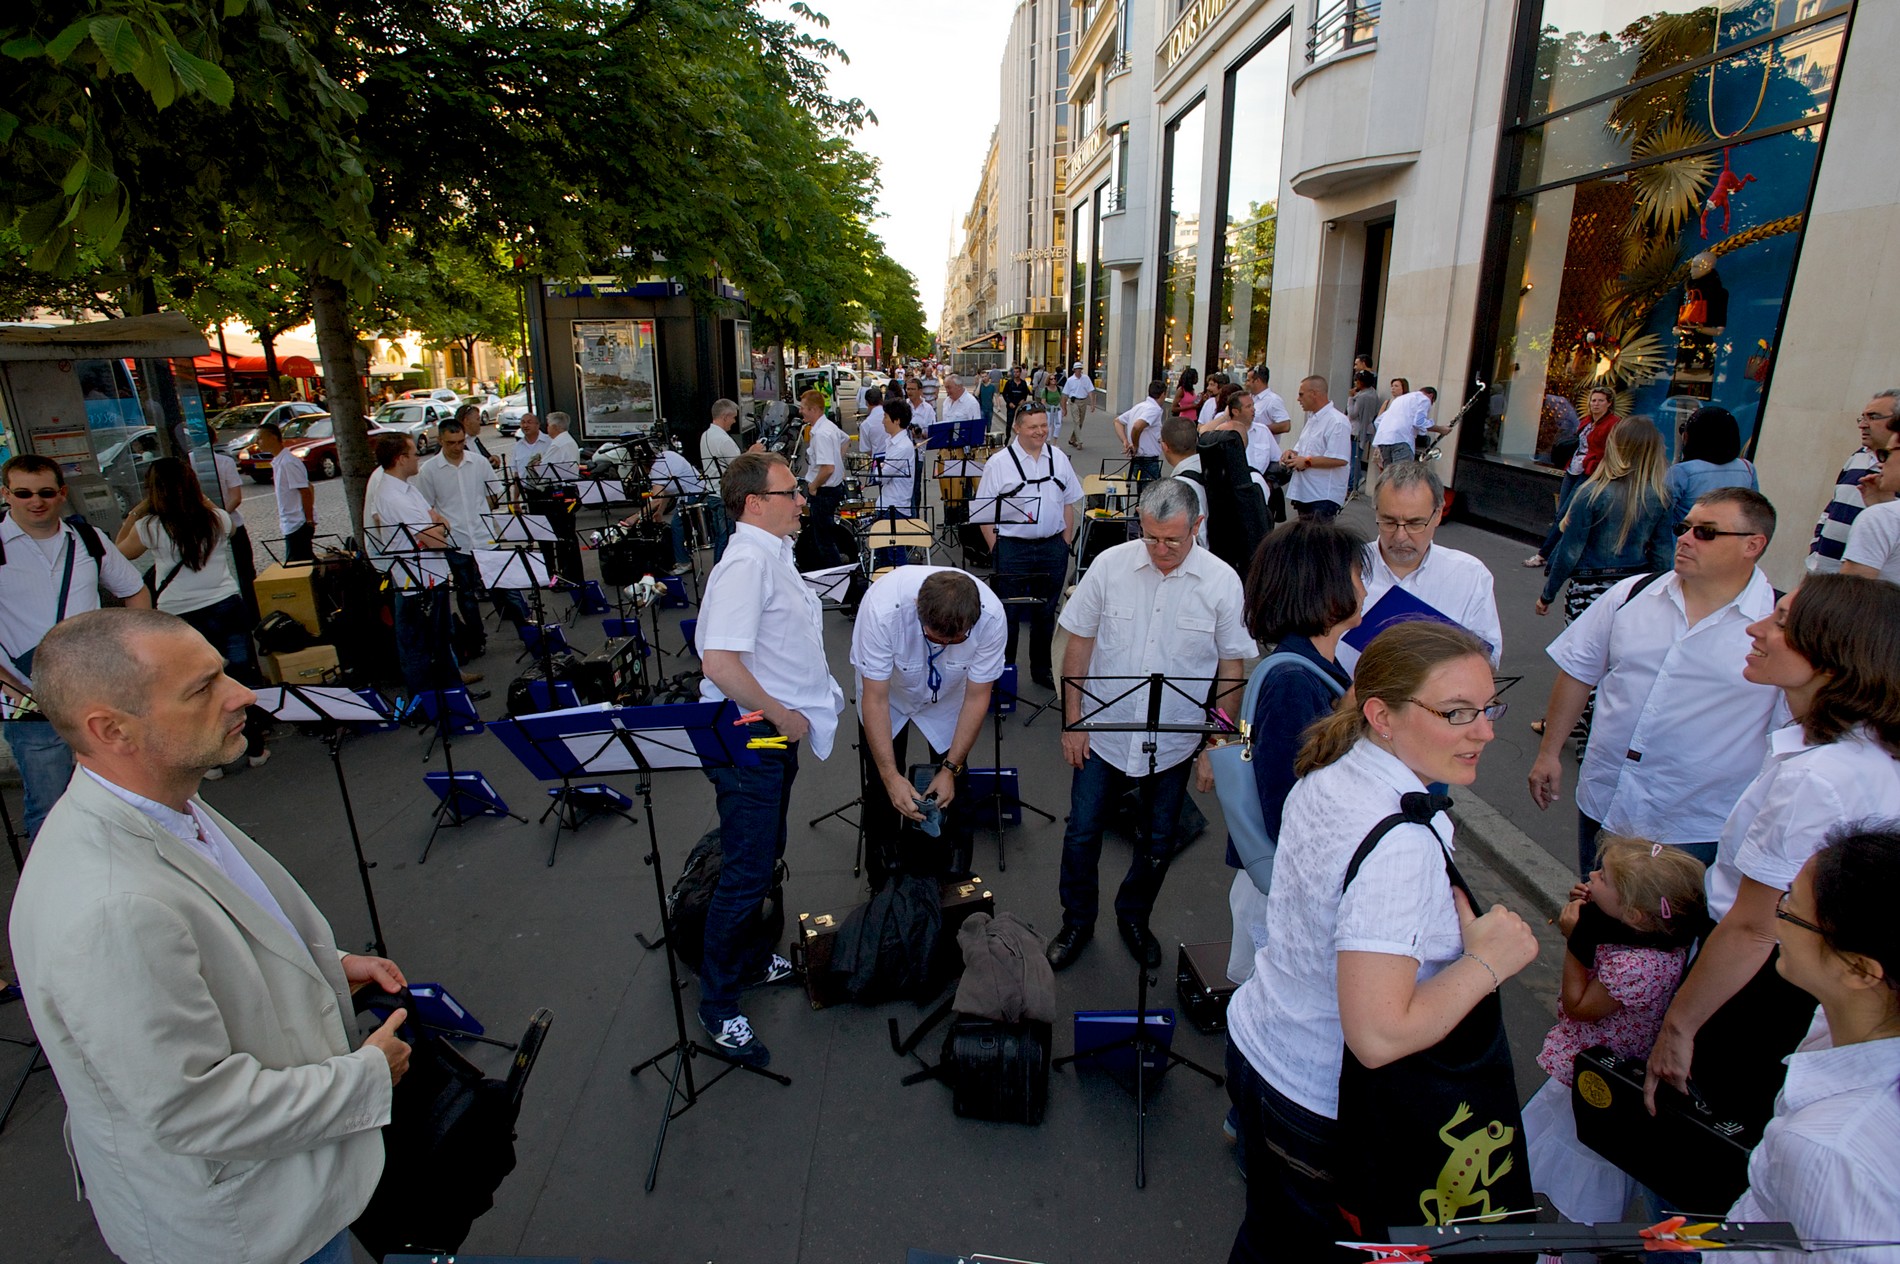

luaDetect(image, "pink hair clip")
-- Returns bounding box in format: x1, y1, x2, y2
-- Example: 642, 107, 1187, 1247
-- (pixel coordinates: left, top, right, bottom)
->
1659, 895, 1673, 920
1650, 843, 1664, 857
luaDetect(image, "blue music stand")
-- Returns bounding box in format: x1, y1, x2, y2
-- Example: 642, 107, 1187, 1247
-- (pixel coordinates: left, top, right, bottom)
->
488, 704, 650, 866
420, 770, 526, 862
926, 417, 986, 449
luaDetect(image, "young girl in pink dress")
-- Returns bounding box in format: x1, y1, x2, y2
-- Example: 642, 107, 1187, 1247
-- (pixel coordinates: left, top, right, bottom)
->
1523, 836, 1708, 1225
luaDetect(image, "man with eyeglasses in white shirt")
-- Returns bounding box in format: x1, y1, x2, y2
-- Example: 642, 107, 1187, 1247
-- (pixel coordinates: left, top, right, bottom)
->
1046, 477, 1252, 973
1529, 487, 1787, 875
695, 451, 846, 1067
850, 565, 1005, 889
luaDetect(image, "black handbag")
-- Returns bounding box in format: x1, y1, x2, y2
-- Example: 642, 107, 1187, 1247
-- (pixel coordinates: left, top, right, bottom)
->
1569, 1044, 1750, 1213
1333, 796, 1534, 1252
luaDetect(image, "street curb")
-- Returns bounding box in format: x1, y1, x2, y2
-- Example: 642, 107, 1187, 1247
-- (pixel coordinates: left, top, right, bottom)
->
1450, 792, 1576, 920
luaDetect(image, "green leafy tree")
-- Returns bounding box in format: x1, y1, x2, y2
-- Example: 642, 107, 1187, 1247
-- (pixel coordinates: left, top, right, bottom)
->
379, 235, 522, 390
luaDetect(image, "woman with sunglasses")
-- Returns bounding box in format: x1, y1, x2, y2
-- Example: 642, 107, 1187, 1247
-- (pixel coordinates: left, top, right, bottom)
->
1726, 823, 1900, 1259
1223, 621, 1538, 1262
1645, 573, 1900, 1141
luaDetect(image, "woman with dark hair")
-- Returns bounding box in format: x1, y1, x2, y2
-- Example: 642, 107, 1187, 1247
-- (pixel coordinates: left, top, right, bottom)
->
1665, 404, 1758, 527
1224, 621, 1538, 1262
1219, 519, 1366, 982
115, 457, 270, 774
1647, 573, 1900, 1138
1526, 386, 1622, 567
1174, 365, 1201, 420
1727, 823, 1900, 1257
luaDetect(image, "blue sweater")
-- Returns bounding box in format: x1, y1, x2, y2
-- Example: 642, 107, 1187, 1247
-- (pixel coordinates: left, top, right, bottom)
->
1229, 635, 1353, 868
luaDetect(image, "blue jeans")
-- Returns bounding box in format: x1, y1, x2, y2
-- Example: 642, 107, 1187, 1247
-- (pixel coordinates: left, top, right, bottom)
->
298, 1228, 353, 1264
4, 714, 71, 841
1227, 1041, 1357, 1264
392, 587, 456, 699
1130, 455, 1162, 483
1057, 751, 1192, 929
1346, 438, 1364, 493
699, 736, 799, 1023
1540, 470, 1584, 558
993, 534, 1070, 679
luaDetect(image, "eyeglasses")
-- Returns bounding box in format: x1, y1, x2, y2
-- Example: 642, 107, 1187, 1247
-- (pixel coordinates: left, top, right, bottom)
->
6, 486, 61, 501
1141, 533, 1190, 550
1673, 522, 1759, 540
1775, 891, 1824, 936
1406, 699, 1508, 726
755, 488, 806, 500
1376, 515, 1436, 534
1858, 410, 1896, 424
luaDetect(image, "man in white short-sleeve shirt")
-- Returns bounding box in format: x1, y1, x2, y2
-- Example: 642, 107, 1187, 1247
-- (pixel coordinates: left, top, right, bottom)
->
905, 379, 936, 429
1115, 380, 1167, 482
0, 455, 150, 838
1284, 375, 1352, 519
1047, 477, 1252, 972
417, 417, 522, 651
971, 404, 1082, 688
1529, 487, 1786, 875
368, 434, 460, 700
694, 451, 845, 1066
1060, 363, 1094, 446
858, 387, 888, 458
1245, 366, 1292, 439
698, 398, 746, 562
1346, 462, 1502, 671
872, 401, 918, 514
850, 565, 1005, 885
1373, 390, 1442, 481
1840, 417, 1900, 584
535, 412, 581, 481
258, 423, 316, 562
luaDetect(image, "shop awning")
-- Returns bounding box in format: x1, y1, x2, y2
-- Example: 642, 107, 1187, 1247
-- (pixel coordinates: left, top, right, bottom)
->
957, 331, 1005, 351
192, 353, 318, 380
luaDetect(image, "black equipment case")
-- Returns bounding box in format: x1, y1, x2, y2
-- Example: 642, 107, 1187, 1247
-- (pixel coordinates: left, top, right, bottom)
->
939, 1018, 1051, 1124
1175, 941, 1237, 1034
795, 876, 994, 1009
1571, 1044, 1752, 1213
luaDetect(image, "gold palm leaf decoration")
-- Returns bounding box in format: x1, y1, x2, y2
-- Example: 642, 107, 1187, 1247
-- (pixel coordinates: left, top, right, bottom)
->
1627, 122, 1717, 235
1595, 332, 1668, 388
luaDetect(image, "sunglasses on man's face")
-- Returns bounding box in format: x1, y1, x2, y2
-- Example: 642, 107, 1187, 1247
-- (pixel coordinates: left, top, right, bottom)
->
1674, 521, 1757, 541
6, 486, 60, 501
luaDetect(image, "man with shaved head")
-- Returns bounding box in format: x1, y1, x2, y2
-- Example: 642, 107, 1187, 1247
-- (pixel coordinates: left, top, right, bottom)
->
8, 609, 411, 1264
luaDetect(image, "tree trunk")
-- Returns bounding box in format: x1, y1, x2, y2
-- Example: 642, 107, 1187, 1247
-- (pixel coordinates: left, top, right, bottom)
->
310, 275, 372, 544
259, 327, 284, 400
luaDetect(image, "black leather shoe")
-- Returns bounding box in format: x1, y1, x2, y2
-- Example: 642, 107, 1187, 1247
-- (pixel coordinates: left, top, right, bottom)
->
1118, 919, 1162, 969
1046, 924, 1093, 971
1031, 671, 1056, 690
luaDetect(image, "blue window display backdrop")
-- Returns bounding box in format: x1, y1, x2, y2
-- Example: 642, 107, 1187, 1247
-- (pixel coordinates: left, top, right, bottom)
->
1480, 0, 1848, 465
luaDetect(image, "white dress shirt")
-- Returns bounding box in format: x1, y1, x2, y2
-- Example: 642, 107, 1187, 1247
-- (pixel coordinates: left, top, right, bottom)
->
1705, 724, 1900, 921
1056, 538, 1253, 775
1374, 391, 1436, 447
874, 431, 917, 511
539, 429, 581, 477
1351, 541, 1504, 668
649, 448, 705, 497
697, 522, 846, 758
804, 417, 847, 488
1287, 403, 1352, 504
1841, 499, 1900, 583
1253, 387, 1291, 431
416, 450, 499, 551
1119, 398, 1165, 457
0, 516, 147, 676
1227, 739, 1464, 1118
699, 422, 741, 493
859, 408, 888, 457
1245, 419, 1283, 472
79, 767, 301, 944
1547, 569, 1786, 844
1062, 373, 1094, 400
1197, 396, 1220, 426
368, 475, 444, 588
1727, 1014, 1900, 1264
510, 431, 553, 476
909, 399, 937, 427
972, 440, 1082, 540
271, 447, 311, 534
850, 565, 1006, 751
938, 391, 983, 424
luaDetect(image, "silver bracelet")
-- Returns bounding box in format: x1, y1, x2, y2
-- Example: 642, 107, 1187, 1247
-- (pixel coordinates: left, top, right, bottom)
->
1461, 951, 1500, 992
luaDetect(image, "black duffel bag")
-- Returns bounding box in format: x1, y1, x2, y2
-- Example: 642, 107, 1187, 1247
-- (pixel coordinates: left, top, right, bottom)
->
666, 828, 788, 976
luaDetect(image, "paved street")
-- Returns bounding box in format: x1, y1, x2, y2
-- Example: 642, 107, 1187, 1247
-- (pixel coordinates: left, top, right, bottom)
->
3, 417, 1575, 1263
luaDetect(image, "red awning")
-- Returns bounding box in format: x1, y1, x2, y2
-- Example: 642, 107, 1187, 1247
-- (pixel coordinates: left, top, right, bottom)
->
191, 353, 319, 383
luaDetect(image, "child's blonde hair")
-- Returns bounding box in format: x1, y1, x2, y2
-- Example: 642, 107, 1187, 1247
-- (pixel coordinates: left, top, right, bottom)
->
1596, 835, 1706, 933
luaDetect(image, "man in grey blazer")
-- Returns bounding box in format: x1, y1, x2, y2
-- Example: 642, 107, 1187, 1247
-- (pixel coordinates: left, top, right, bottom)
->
8, 609, 412, 1264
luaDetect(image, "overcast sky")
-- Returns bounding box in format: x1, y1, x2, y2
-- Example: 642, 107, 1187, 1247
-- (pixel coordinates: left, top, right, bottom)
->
782, 0, 1020, 329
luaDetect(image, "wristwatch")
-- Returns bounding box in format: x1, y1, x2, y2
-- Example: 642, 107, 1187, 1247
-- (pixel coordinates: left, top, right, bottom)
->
939, 758, 966, 777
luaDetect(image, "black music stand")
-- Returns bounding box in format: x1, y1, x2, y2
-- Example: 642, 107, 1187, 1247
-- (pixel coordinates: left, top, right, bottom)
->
1097, 456, 1136, 481
1051, 671, 1244, 1189
538, 700, 789, 1191
968, 663, 1057, 876
984, 572, 1062, 726
255, 683, 397, 955
476, 532, 559, 684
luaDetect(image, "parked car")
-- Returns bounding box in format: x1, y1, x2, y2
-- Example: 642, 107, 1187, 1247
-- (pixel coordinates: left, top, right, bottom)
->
238, 417, 407, 482
459, 392, 505, 423
399, 387, 460, 404
208, 400, 325, 454
371, 399, 451, 452
495, 390, 531, 435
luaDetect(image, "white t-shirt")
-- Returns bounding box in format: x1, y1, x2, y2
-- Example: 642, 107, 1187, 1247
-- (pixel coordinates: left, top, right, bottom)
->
1120, 398, 1165, 457
859, 408, 889, 457
1841, 499, 1900, 583
1227, 739, 1464, 1119
0, 516, 148, 677
699, 422, 742, 494
1286, 403, 1352, 505
1062, 373, 1094, 400
649, 448, 705, 497
271, 448, 310, 534
971, 440, 1083, 540
1253, 387, 1292, 432
135, 511, 240, 615
415, 452, 500, 551
850, 565, 1007, 751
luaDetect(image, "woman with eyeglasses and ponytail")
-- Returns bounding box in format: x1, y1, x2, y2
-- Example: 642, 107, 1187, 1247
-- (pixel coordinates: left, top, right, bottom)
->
1645, 573, 1900, 1145
1223, 621, 1539, 1263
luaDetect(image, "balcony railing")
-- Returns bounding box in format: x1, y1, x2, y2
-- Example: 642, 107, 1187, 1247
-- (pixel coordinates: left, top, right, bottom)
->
1307, 0, 1379, 62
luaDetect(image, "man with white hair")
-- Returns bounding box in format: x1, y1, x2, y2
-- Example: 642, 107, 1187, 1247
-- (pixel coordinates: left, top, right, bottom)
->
539, 411, 581, 479
938, 372, 982, 442
1060, 362, 1094, 447
1046, 477, 1251, 971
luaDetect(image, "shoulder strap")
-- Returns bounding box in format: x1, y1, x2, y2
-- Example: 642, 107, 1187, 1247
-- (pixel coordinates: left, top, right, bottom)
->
1617, 569, 1665, 610
66, 517, 107, 562
1340, 792, 1465, 900
1177, 468, 1204, 487
1239, 650, 1347, 751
